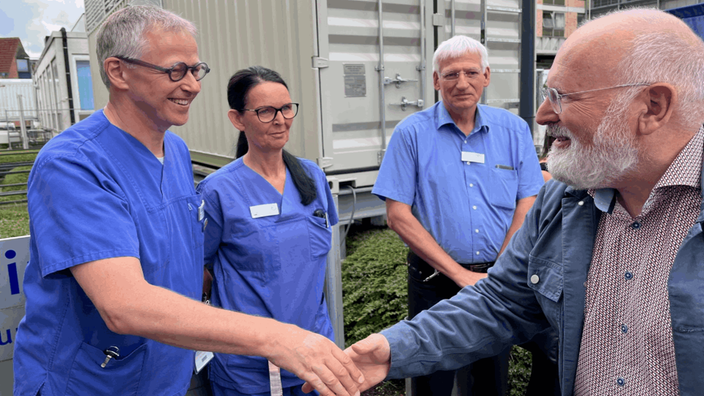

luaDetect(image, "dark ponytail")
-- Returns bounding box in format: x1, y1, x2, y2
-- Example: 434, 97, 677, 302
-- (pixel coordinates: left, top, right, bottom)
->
227, 66, 317, 206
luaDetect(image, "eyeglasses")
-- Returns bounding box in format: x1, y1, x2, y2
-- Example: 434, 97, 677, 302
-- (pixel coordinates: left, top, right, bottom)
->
440, 69, 482, 81
242, 103, 300, 123
116, 56, 210, 82
541, 83, 650, 114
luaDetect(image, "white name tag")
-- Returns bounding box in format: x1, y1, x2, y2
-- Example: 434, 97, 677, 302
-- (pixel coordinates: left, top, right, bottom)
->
250, 203, 279, 218
194, 350, 214, 374
461, 152, 485, 163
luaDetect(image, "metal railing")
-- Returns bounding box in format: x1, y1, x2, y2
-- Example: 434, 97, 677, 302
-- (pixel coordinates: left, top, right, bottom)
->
0, 151, 38, 205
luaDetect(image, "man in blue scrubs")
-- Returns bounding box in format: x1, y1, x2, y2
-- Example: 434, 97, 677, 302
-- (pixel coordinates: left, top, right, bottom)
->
13, 6, 362, 396
345, 8, 704, 396
372, 35, 544, 395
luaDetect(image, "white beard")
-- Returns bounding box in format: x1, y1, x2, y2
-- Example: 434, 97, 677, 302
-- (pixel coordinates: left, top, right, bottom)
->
547, 101, 639, 190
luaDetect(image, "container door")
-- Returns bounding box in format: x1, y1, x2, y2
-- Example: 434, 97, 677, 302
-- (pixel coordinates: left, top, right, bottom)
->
317, 0, 435, 177
438, 0, 522, 115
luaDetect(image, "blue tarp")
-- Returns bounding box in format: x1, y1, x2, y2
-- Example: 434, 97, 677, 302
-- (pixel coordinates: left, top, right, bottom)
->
666, 3, 704, 40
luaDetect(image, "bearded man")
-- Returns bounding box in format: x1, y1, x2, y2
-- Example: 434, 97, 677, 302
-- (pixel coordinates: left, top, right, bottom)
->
338, 8, 704, 396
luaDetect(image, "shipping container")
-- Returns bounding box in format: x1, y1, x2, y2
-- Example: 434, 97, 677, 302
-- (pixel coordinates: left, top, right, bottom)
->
0, 79, 37, 126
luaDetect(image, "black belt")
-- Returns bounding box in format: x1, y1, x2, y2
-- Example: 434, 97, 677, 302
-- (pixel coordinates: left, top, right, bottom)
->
407, 251, 495, 281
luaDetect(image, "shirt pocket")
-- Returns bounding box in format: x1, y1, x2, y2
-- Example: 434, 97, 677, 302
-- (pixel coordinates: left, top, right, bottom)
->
65, 342, 147, 396
489, 167, 519, 210
527, 255, 564, 324
229, 220, 282, 281
307, 215, 332, 259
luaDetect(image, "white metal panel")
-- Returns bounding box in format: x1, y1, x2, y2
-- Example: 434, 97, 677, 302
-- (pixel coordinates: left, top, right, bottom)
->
318, 0, 434, 174
0, 80, 36, 121
442, 0, 522, 114
164, 0, 320, 165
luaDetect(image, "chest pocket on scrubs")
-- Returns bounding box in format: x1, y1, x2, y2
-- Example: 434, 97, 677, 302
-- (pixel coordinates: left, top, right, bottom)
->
229, 220, 281, 282
527, 255, 563, 326
307, 215, 332, 259
489, 167, 519, 210
188, 197, 205, 250
65, 342, 147, 396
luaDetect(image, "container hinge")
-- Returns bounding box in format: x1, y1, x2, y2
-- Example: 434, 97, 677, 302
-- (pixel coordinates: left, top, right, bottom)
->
432, 13, 445, 27
312, 57, 329, 69
377, 149, 386, 165
317, 156, 334, 169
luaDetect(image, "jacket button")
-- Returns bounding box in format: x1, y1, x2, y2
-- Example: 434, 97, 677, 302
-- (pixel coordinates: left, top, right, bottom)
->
530, 274, 540, 284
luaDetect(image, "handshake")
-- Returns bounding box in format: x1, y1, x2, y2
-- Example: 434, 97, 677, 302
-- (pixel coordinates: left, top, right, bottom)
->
275, 327, 391, 396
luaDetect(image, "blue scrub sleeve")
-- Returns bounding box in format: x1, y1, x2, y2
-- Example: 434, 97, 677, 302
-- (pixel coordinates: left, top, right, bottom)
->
515, 123, 544, 200
28, 153, 140, 278
196, 179, 224, 268
372, 126, 418, 205
318, 169, 339, 226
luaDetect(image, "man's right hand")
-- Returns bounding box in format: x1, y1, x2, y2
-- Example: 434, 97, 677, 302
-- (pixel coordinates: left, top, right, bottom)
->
343, 334, 392, 392
451, 268, 488, 289
271, 324, 364, 396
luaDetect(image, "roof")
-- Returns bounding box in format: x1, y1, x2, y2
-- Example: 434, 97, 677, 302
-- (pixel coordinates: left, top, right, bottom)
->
0, 38, 28, 74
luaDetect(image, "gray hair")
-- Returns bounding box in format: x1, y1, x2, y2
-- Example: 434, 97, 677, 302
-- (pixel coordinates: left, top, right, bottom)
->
96, 5, 197, 88
432, 35, 489, 73
607, 10, 704, 130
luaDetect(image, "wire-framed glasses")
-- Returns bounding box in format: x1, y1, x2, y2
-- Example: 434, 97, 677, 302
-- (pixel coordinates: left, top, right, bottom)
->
541, 83, 650, 114
243, 103, 300, 123
116, 56, 210, 82
440, 69, 482, 81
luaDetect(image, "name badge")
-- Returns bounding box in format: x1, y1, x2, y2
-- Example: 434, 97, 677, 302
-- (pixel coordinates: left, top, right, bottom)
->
194, 350, 214, 374
250, 203, 280, 218
461, 152, 485, 164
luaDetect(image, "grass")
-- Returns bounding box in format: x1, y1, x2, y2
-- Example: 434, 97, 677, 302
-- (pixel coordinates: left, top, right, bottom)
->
0, 204, 30, 238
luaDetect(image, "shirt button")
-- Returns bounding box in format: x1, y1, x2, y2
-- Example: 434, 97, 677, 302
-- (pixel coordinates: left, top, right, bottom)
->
469, 183, 474, 187
466, 161, 471, 165
625, 271, 633, 280
578, 201, 584, 206
632, 221, 641, 229
475, 229, 479, 233
530, 274, 540, 284
617, 377, 625, 386
476, 251, 480, 255
621, 324, 628, 333
472, 205, 477, 210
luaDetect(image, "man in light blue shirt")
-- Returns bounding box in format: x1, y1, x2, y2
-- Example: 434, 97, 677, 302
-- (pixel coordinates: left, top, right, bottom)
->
372, 35, 545, 395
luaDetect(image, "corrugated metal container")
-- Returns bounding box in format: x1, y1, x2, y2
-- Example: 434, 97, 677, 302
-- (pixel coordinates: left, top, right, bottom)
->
163, 0, 523, 185
0, 80, 37, 123
667, 3, 704, 40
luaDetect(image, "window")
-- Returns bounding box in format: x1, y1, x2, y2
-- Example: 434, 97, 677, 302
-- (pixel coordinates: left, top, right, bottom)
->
17, 59, 29, 72
75, 60, 94, 110
542, 12, 566, 37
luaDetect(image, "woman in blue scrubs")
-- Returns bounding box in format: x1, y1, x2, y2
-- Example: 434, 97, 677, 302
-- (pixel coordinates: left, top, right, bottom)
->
197, 66, 338, 396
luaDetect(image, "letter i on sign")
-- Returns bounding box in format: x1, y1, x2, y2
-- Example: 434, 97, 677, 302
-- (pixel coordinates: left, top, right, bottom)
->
6, 250, 20, 295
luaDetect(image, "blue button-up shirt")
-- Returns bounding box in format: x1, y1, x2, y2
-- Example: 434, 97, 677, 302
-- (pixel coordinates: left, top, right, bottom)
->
381, 171, 704, 396
372, 101, 543, 263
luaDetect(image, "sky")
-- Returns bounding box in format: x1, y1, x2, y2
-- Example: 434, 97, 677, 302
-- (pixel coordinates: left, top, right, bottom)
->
0, 0, 86, 58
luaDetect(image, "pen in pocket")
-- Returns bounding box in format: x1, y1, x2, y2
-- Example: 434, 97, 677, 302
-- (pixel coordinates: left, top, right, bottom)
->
495, 164, 514, 170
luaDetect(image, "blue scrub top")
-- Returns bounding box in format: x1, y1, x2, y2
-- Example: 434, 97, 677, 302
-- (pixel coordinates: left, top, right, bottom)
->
13, 110, 204, 396
372, 102, 544, 263
197, 157, 338, 394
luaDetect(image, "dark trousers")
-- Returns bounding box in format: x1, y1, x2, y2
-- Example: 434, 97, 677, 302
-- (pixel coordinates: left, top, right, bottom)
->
407, 252, 510, 396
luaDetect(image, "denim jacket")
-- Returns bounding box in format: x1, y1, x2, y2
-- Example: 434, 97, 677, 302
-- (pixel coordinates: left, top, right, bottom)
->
383, 174, 704, 396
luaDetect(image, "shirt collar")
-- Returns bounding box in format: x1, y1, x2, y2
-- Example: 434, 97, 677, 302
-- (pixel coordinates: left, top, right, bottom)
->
435, 101, 488, 135
587, 125, 704, 214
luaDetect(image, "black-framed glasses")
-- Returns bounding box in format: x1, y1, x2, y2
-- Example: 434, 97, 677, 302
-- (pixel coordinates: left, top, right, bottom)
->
116, 56, 210, 82
242, 103, 299, 123
541, 83, 650, 114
